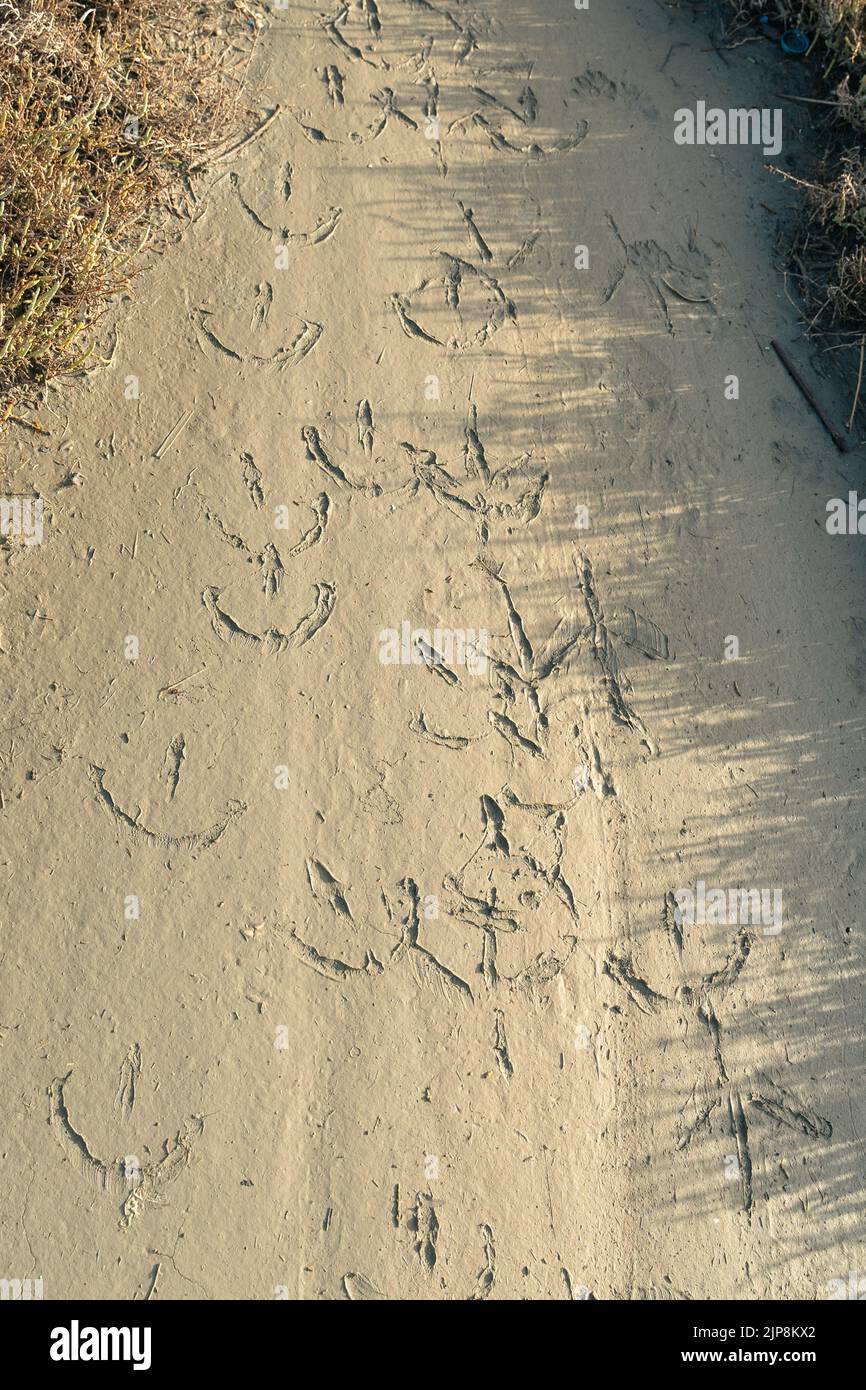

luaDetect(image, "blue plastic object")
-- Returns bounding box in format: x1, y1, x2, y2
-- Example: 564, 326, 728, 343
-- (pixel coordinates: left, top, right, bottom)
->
780, 28, 809, 56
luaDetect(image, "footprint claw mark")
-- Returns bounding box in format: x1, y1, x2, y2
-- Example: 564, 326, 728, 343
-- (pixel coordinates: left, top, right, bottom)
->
202, 582, 335, 654
192, 308, 323, 370
470, 84, 523, 124
279, 207, 343, 247
116, 1043, 142, 1122
303, 425, 382, 494
493, 1007, 514, 1079
700, 930, 751, 994
423, 78, 447, 175
322, 3, 388, 69
470, 1224, 496, 1300
663, 889, 684, 957
322, 63, 345, 106
472, 110, 589, 158
415, 635, 461, 685
362, 0, 382, 39
343, 1272, 388, 1300
749, 1076, 832, 1140
279, 928, 384, 984
390, 292, 443, 345
286, 318, 324, 364
464, 404, 491, 482
242, 453, 265, 508
408, 707, 476, 749
457, 199, 493, 263
603, 951, 668, 1015
250, 283, 273, 333
476, 553, 533, 674
162, 734, 186, 802
411, 1193, 439, 1272
576, 551, 659, 755
728, 1087, 753, 1215
289, 492, 331, 556
356, 399, 375, 457
675, 1080, 720, 1152
229, 173, 272, 232
88, 764, 246, 853
385, 876, 473, 1004
500, 785, 575, 818
306, 857, 353, 922
288, 106, 337, 142
288, 580, 336, 645
506, 230, 541, 270
49, 1071, 204, 1226
480, 793, 509, 855
488, 709, 544, 758
258, 541, 285, 599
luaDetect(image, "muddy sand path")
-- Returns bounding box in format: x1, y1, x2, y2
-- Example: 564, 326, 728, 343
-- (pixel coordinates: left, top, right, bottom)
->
1, 0, 864, 1300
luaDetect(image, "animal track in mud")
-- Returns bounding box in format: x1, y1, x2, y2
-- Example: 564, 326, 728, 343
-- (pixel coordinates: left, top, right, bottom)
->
571, 68, 657, 120
202, 582, 336, 655
405, 547, 667, 772
191, 305, 322, 371
231, 172, 343, 247
322, 0, 388, 70
604, 212, 715, 333
403, 410, 547, 544
88, 764, 246, 854
475, 109, 588, 158
445, 93, 588, 158
49, 1070, 204, 1227
443, 791, 580, 998
302, 420, 417, 499
603, 921, 832, 1216
343, 1220, 498, 1301
390, 252, 517, 351
196, 469, 330, 597
196, 455, 335, 657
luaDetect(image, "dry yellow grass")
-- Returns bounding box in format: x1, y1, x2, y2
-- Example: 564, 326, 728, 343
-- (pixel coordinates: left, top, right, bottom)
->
0, 1, 251, 418
729, 3, 866, 331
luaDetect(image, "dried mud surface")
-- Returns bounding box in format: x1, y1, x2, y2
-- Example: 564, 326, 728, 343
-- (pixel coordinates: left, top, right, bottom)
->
1, 0, 864, 1301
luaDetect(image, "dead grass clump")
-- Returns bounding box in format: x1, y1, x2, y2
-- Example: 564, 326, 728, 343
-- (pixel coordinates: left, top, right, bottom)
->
728, 3, 866, 332
0, 1, 248, 416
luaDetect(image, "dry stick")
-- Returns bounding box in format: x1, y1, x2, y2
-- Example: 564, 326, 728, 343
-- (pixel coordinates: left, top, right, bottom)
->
848, 337, 865, 433
771, 339, 855, 454
209, 105, 281, 165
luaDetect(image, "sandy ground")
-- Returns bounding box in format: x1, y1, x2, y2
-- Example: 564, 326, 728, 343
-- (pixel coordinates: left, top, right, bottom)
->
1, 0, 865, 1302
